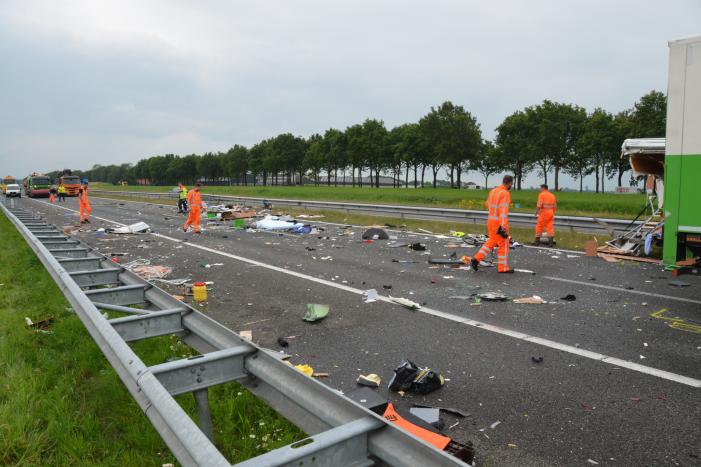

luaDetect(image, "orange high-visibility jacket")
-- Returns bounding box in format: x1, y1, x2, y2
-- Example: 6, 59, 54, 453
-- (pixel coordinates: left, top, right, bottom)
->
187, 189, 202, 209
486, 185, 511, 230
537, 190, 557, 212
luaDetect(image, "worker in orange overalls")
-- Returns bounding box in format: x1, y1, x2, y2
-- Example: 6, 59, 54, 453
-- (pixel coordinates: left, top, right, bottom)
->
183, 182, 203, 234
78, 183, 91, 223
470, 175, 514, 273
534, 184, 557, 246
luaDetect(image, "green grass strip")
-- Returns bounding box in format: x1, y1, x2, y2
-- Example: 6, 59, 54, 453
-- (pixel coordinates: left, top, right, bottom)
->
0, 213, 304, 466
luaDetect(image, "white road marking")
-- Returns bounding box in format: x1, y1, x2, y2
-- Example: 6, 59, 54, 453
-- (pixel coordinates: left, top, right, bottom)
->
545, 276, 701, 305
26, 197, 701, 388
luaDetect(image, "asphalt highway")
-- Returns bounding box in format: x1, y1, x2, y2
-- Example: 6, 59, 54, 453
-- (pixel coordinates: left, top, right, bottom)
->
17, 196, 701, 466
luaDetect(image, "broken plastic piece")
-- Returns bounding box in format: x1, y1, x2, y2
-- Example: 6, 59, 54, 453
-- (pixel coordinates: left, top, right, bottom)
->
357, 373, 382, 387
388, 296, 421, 310
303, 303, 330, 322
409, 408, 442, 428
513, 295, 546, 304
478, 292, 508, 301
410, 242, 427, 251
294, 364, 314, 377
363, 289, 379, 303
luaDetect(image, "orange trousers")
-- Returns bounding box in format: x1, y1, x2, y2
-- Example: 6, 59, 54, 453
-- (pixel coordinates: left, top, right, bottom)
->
49, 194, 55, 203
79, 201, 91, 221
184, 207, 201, 232
535, 210, 554, 237
474, 223, 510, 272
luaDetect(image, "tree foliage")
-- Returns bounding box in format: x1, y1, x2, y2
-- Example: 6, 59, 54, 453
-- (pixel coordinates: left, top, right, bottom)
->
60, 92, 664, 192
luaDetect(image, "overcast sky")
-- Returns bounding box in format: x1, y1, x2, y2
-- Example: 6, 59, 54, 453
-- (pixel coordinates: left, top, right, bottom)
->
1, 1, 699, 189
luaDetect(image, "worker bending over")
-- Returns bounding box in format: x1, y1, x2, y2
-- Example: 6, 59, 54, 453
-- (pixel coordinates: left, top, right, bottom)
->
471, 175, 513, 273
183, 183, 203, 234
534, 184, 557, 246
78, 183, 91, 223
177, 182, 188, 214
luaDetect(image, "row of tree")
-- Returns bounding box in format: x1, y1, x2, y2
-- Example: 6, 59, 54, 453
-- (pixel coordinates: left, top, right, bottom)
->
53, 91, 666, 192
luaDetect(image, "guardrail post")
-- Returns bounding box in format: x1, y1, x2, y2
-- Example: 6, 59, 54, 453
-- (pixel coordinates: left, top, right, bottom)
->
194, 388, 214, 441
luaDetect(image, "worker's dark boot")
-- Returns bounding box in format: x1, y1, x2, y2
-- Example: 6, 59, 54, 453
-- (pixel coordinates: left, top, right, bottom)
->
470, 258, 479, 271
547, 237, 554, 247
498, 269, 514, 274
533, 237, 541, 246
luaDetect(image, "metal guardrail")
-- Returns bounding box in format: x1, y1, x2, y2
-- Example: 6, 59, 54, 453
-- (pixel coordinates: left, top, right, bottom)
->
1, 198, 467, 467
90, 189, 641, 234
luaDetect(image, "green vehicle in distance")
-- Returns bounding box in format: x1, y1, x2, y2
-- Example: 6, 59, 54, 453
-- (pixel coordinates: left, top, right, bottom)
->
25, 173, 51, 198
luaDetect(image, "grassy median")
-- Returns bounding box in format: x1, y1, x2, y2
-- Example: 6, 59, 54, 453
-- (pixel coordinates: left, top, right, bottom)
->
91, 182, 646, 219
0, 213, 304, 466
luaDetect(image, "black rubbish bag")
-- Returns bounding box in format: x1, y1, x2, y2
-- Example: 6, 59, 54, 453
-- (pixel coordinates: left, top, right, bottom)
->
388, 360, 419, 391
389, 360, 445, 395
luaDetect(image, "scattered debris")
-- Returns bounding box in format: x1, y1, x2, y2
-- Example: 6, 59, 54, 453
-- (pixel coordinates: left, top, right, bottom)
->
277, 337, 289, 347
294, 363, 314, 377
312, 372, 329, 378
490, 420, 501, 429
513, 268, 536, 275
417, 228, 433, 234
409, 407, 443, 429
25, 316, 54, 331
513, 295, 546, 304
382, 284, 393, 290
412, 406, 468, 421
599, 254, 621, 263
357, 373, 382, 387
239, 330, 252, 341
388, 296, 421, 310
478, 292, 508, 301
363, 289, 379, 303
531, 356, 544, 364
303, 303, 330, 322
668, 280, 691, 288
362, 227, 389, 240
389, 360, 445, 395
560, 294, 576, 301
410, 242, 427, 251
585, 239, 598, 257
392, 259, 417, 263
107, 221, 151, 234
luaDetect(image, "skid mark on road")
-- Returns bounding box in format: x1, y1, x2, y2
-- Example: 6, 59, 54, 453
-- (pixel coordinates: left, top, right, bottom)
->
27, 197, 701, 388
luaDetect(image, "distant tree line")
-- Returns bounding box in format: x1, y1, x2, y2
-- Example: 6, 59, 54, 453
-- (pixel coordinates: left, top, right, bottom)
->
50, 91, 666, 192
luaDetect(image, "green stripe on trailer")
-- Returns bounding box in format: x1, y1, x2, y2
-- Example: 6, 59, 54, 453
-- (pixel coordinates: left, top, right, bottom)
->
663, 154, 701, 265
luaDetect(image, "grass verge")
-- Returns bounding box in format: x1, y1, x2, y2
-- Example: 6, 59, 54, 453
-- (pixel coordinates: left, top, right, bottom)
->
0, 212, 304, 466
91, 183, 646, 219
92, 194, 604, 251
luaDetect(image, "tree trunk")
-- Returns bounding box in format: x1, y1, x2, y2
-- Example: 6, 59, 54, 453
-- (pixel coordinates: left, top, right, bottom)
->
351, 165, 356, 187
405, 163, 409, 188
579, 169, 583, 192
421, 166, 426, 187
484, 174, 489, 189
432, 166, 439, 188
449, 166, 454, 188
554, 166, 560, 191
456, 167, 462, 188
594, 166, 599, 193
601, 165, 606, 193
617, 165, 624, 187
413, 164, 418, 188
